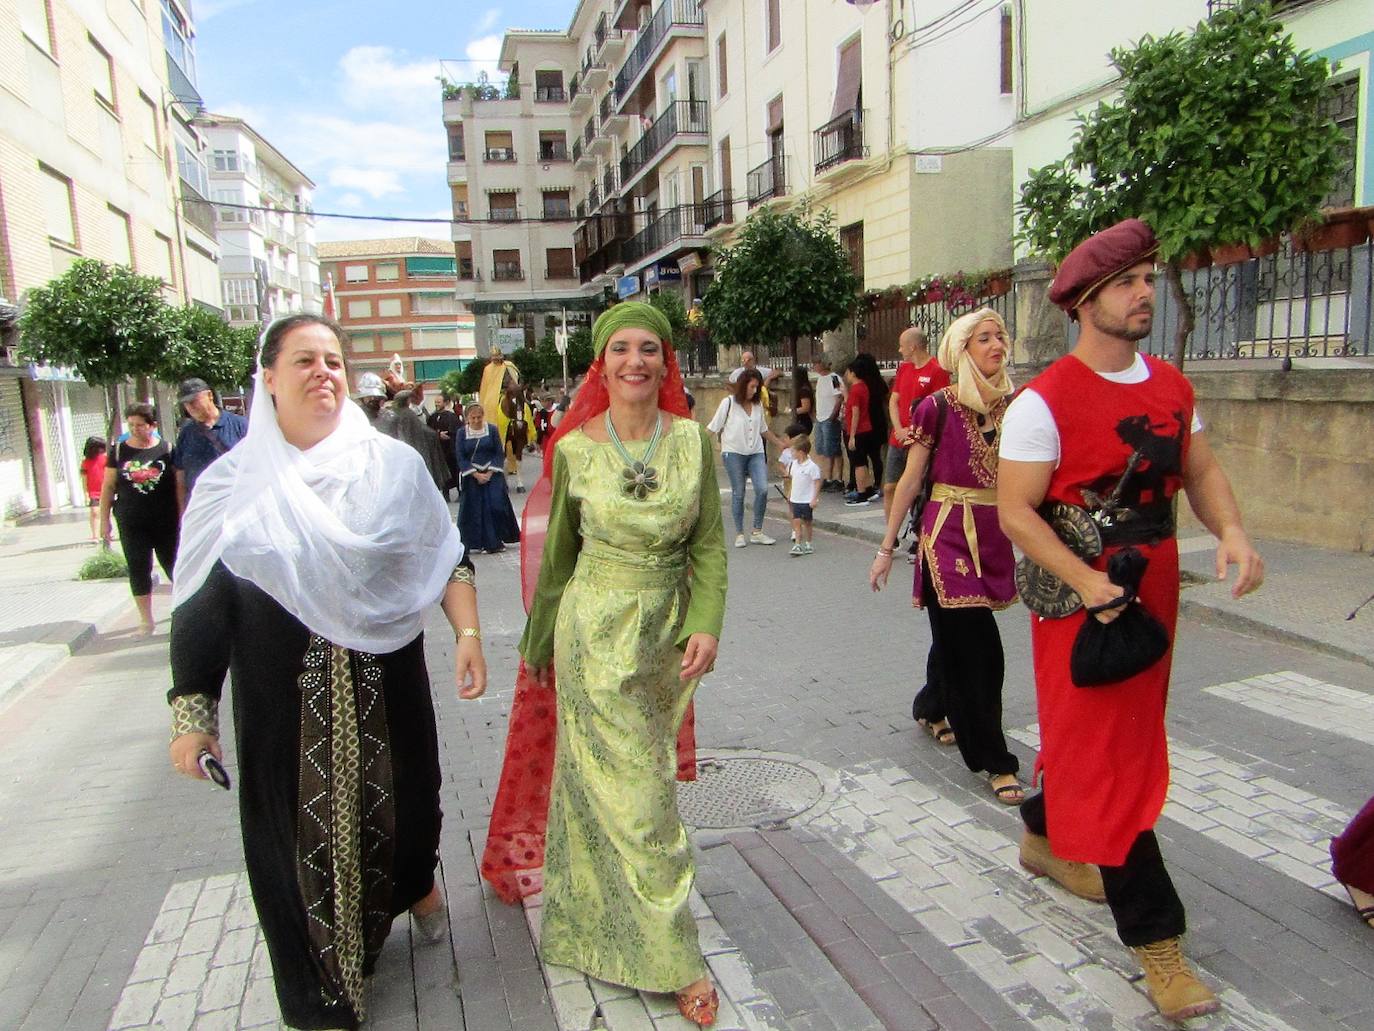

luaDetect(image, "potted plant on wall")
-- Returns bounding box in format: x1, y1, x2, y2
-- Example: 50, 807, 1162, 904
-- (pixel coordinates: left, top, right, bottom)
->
1291, 207, 1371, 253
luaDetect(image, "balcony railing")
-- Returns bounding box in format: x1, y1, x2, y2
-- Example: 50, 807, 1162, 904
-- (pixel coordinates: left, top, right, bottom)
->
620, 100, 708, 186
614, 0, 704, 102
458, 258, 475, 279
572, 138, 584, 162
702, 188, 733, 229
543, 204, 573, 221
489, 206, 520, 222
575, 209, 635, 279
539, 142, 570, 161
583, 118, 597, 145
814, 110, 864, 175
623, 203, 706, 265
535, 85, 566, 102
602, 166, 620, 199
747, 154, 785, 206
588, 183, 602, 211
492, 264, 525, 281
484, 147, 517, 162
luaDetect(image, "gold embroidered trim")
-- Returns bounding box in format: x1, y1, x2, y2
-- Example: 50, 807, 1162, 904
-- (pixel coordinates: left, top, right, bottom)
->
170, 694, 219, 741
449, 563, 476, 587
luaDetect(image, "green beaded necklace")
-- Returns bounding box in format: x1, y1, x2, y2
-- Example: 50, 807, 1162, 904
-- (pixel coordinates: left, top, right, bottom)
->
604, 411, 663, 500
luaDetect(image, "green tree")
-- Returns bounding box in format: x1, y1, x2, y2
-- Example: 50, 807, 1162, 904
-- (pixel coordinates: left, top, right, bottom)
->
159, 306, 257, 392
703, 205, 860, 368
1017, 1, 1344, 366
648, 291, 689, 351
438, 366, 471, 400
18, 258, 176, 432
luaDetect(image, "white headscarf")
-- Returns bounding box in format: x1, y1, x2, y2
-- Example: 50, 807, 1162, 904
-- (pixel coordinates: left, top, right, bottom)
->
937, 307, 1014, 416
172, 341, 464, 654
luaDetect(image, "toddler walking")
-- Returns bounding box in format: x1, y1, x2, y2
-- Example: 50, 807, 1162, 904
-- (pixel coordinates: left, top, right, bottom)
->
786, 435, 822, 556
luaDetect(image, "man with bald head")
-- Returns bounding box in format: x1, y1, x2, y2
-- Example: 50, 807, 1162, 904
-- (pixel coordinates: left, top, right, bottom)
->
883, 326, 949, 522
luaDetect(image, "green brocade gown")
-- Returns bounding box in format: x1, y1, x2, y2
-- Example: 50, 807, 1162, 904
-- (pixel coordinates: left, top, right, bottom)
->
519, 416, 727, 992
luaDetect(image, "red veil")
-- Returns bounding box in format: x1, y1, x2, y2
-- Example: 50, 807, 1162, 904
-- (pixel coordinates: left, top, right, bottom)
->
480, 338, 697, 904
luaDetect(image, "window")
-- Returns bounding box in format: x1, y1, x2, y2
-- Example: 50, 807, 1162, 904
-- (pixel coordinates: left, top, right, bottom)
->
484, 131, 515, 162
412, 293, 459, 315
347, 299, 373, 319
223, 278, 258, 306
840, 221, 864, 282
832, 38, 861, 119
490, 192, 518, 221
344, 264, 369, 283
765, 0, 781, 54
212, 149, 241, 172
40, 165, 76, 246
378, 298, 402, 317
226, 305, 258, 323
376, 331, 406, 354
137, 93, 160, 152
212, 189, 243, 222
90, 36, 116, 110
161, 0, 196, 85
534, 69, 566, 103
175, 138, 209, 197
375, 262, 400, 282
545, 248, 575, 280
539, 131, 569, 161
154, 231, 175, 286
106, 206, 132, 267
542, 190, 571, 219
492, 249, 523, 280
1321, 75, 1359, 209
719, 136, 732, 195
1000, 8, 1013, 95
18, 0, 52, 53
405, 256, 456, 277
448, 128, 465, 161
716, 33, 728, 97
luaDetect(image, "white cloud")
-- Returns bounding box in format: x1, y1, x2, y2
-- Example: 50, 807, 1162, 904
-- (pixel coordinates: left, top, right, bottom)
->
337, 45, 442, 124
327, 168, 404, 198
337, 193, 363, 209
465, 34, 502, 81
476, 8, 502, 34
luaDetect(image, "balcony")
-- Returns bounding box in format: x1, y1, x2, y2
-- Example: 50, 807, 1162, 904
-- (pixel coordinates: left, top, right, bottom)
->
583, 117, 597, 146
575, 209, 635, 280
574, 130, 597, 171
620, 100, 708, 191
587, 183, 602, 211
538, 142, 570, 162
595, 13, 626, 61
492, 264, 525, 282
179, 185, 216, 237
447, 161, 468, 184
614, 0, 705, 105
458, 257, 475, 280
535, 85, 567, 103
488, 205, 521, 222
702, 188, 733, 230
572, 137, 584, 163
484, 148, 517, 162
747, 154, 786, 207
267, 266, 290, 290
569, 73, 594, 115
602, 166, 621, 203
623, 203, 707, 267
584, 51, 610, 90
814, 110, 865, 175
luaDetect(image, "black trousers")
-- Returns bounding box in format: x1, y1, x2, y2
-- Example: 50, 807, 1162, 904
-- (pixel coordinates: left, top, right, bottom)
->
1021, 791, 1186, 946
117, 516, 178, 596
846, 429, 884, 489
911, 566, 1018, 777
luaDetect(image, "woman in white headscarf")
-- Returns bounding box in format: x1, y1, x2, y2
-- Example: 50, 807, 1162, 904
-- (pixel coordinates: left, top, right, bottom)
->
868, 308, 1022, 805
167, 314, 488, 1031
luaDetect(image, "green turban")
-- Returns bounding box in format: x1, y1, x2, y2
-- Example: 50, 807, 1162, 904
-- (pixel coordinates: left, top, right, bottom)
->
591, 301, 673, 357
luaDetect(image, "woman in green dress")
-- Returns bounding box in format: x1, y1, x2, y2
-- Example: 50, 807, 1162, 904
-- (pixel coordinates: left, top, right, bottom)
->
482, 302, 728, 1025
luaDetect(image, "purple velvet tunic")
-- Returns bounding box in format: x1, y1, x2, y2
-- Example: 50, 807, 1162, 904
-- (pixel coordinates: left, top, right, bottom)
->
910, 388, 1016, 610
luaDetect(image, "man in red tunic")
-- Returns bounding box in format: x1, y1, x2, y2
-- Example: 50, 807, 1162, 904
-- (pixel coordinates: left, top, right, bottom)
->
998, 219, 1263, 1023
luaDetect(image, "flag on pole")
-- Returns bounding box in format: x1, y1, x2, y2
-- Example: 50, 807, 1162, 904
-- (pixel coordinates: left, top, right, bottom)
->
323, 273, 337, 320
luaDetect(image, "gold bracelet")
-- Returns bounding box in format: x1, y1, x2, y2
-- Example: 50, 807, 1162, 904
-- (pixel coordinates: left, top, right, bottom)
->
456, 627, 482, 642
449, 564, 476, 587
876, 547, 894, 558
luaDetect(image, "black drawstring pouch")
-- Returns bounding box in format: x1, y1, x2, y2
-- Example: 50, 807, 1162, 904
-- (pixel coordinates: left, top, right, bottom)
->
1070, 547, 1171, 687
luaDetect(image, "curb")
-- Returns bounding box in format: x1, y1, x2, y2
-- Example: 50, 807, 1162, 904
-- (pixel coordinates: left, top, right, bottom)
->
768, 495, 1372, 669
0, 589, 129, 710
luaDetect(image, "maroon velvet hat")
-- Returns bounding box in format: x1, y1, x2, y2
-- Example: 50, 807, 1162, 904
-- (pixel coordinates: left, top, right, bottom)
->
1049, 218, 1160, 315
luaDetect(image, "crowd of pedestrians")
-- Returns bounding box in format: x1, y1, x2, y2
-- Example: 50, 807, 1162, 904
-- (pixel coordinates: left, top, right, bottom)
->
143, 221, 1374, 1031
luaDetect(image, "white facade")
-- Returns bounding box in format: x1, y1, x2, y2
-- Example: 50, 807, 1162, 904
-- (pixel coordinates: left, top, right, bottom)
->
202, 115, 320, 328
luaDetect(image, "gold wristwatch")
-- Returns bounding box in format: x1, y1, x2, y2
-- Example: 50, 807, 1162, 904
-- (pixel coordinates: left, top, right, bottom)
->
456, 627, 482, 642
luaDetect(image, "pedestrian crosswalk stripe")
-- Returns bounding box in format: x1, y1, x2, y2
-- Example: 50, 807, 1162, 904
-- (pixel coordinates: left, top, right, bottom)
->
1203, 670, 1374, 746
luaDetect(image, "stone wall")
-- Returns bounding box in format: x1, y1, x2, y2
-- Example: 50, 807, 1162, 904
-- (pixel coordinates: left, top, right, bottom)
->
1182, 368, 1374, 553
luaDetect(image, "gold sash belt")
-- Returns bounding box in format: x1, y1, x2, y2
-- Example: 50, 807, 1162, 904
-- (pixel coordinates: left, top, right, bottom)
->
927, 484, 999, 580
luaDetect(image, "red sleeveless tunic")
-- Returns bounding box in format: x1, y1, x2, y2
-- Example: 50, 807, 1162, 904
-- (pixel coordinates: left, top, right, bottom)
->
1027, 354, 1194, 866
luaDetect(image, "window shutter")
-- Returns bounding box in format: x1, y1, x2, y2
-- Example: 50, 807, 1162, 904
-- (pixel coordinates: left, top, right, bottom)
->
832, 38, 862, 120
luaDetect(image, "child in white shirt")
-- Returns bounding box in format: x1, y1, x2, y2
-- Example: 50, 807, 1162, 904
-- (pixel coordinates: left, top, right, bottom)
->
786, 435, 822, 556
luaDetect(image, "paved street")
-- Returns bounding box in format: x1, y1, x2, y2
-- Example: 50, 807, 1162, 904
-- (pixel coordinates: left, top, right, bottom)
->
2, 483, 1373, 1031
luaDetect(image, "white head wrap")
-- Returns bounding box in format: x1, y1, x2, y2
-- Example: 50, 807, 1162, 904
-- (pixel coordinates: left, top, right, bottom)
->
172, 328, 463, 653
937, 307, 1014, 416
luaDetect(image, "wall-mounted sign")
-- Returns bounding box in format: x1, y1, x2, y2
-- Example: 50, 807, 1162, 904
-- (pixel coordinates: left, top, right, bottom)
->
915, 155, 944, 174
493, 327, 525, 352
677, 252, 703, 274
615, 275, 641, 299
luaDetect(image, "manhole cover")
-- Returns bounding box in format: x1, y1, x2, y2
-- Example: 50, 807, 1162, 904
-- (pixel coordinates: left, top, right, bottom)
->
677, 755, 825, 829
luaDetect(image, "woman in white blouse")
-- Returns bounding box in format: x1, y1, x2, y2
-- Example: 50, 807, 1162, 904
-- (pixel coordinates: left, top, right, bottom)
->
707, 368, 793, 548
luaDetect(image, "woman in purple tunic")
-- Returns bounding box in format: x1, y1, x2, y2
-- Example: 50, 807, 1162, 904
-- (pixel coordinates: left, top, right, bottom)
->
869, 308, 1021, 804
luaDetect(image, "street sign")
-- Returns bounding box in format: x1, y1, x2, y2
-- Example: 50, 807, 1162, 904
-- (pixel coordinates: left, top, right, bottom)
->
615, 275, 640, 299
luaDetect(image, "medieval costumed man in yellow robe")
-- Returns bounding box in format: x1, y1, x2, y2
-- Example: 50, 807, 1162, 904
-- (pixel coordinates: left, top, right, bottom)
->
479, 349, 520, 476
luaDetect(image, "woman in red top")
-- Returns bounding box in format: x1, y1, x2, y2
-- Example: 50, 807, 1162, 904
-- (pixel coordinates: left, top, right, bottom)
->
843, 353, 888, 504
80, 437, 107, 541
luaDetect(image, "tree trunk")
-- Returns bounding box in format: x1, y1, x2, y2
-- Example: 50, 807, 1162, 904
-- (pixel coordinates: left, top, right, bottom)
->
105, 383, 120, 440
1164, 261, 1194, 371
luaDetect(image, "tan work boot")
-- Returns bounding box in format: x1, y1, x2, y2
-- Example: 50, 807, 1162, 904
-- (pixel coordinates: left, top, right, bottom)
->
1131, 937, 1221, 1022
1018, 830, 1107, 902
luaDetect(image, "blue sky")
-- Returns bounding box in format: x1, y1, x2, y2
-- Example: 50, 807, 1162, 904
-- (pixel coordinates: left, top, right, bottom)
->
193, 0, 576, 242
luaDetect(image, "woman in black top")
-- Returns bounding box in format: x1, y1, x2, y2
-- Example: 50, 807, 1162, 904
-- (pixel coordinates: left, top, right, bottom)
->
99, 402, 179, 635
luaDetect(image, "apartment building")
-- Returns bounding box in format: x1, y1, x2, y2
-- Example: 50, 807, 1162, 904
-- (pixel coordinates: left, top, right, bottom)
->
319, 239, 477, 388
701, 0, 1013, 292
0, 0, 221, 514
201, 114, 321, 329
